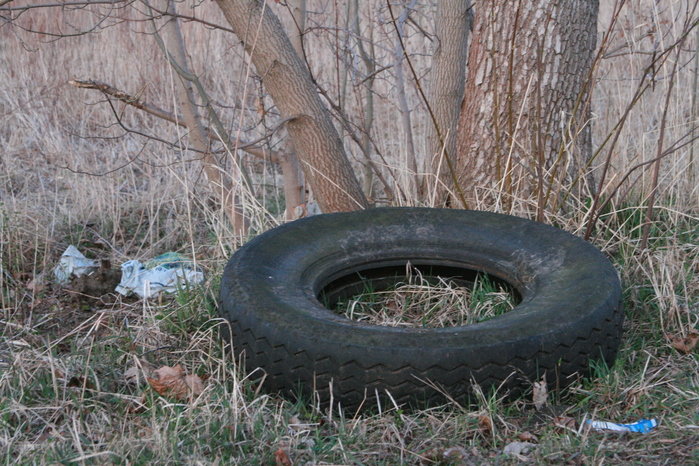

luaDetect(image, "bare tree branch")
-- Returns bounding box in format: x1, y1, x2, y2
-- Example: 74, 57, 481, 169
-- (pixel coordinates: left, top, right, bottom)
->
68, 79, 289, 162
0, 0, 124, 10
136, 1, 236, 34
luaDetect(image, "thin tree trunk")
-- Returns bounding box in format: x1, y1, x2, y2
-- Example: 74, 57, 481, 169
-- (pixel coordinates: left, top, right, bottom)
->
351, 0, 377, 199
427, 0, 470, 206
215, 0, 369, 213
152, 0, 248, 234
288, 0, 306, 61
690, 23, 698, 189
392, 0, 420, 200
455, 0, 598, 209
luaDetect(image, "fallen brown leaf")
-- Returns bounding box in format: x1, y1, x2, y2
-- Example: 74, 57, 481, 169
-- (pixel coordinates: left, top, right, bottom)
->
478, 414, 493, 436
124, 358, 155, 386
67, 375, 95, 390
670, 330, 699, 354
126, 395, 148, 414
532, 375, 548, 410
553, 415, 577, 433
124, 366, 143, 386
442, 446, 470, 461
274, 448, 292, 466
26, 273, 46, 293
147, 365, 205, 401
423, 446, 482, 464
35, 427, 56, 443
518, 431, 538, 442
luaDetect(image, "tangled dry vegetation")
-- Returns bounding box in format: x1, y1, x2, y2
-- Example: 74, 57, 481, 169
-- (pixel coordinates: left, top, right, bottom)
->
1, 1, 698, 464
333, 266, 516, 328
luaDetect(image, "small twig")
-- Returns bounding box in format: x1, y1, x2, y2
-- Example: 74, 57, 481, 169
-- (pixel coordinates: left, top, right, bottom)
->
0, 0, 124, 10
137, 2, 236, 34
51, 141, 146, 177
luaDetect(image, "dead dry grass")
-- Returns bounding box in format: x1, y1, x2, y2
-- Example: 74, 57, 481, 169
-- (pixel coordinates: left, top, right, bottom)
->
333, 265, 516, 328
1, 0, 698, 464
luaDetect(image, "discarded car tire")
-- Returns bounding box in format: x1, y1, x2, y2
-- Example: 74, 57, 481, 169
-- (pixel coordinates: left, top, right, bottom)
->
220, 208, 623, 408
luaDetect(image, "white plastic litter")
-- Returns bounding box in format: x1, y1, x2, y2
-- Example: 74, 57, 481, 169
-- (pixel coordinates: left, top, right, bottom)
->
585, 418, 658, 434
54, 245, 99, 284
115, 252, 204, 299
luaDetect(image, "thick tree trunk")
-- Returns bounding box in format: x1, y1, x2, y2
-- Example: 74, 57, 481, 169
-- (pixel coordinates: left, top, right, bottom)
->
215, 0, 369, 213
427, 0, 470, 206
455, 0, 598, 208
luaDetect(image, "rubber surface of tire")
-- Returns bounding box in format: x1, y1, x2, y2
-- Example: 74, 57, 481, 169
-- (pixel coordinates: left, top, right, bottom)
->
220, 208, 623, 408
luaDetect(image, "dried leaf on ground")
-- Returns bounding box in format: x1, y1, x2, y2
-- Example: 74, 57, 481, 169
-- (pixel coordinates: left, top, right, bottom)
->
518, 431, 538, 442
442, 446, 470, 461
67, 375, 95, 389
26, 273, 46, 293
532, 375, 548, 410
274, 448, 292, 466
422, 446, 482, 465
287, 414, 310, 434
70, 260, 121, 296
35, 427, 56, 443
124, 366, 143, 386
126, 395, 148, 414
553, 416, 577, 433
670, 330, 699, 354
124, 358, 155, 386
478, 414, 493, 436
147, 364, 205, 401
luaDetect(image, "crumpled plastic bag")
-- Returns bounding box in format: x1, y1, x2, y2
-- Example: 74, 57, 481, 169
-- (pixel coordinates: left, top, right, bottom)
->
115, 252, 204, 299
54, 245, 100, 284
585, 418, 658, 434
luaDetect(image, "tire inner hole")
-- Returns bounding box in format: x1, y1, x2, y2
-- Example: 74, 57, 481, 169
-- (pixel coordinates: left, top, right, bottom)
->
319, 263, 521, 328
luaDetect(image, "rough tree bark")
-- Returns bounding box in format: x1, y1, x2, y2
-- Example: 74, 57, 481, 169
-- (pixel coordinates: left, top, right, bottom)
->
455, 0, 598, 209
278, 0, 306, 219
427, 0, 470, 206
215, 0, 369, 212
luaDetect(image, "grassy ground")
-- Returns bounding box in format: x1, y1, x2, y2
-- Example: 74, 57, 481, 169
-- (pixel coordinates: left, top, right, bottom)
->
2, 212, 696, 465
1, 0, 698, 464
